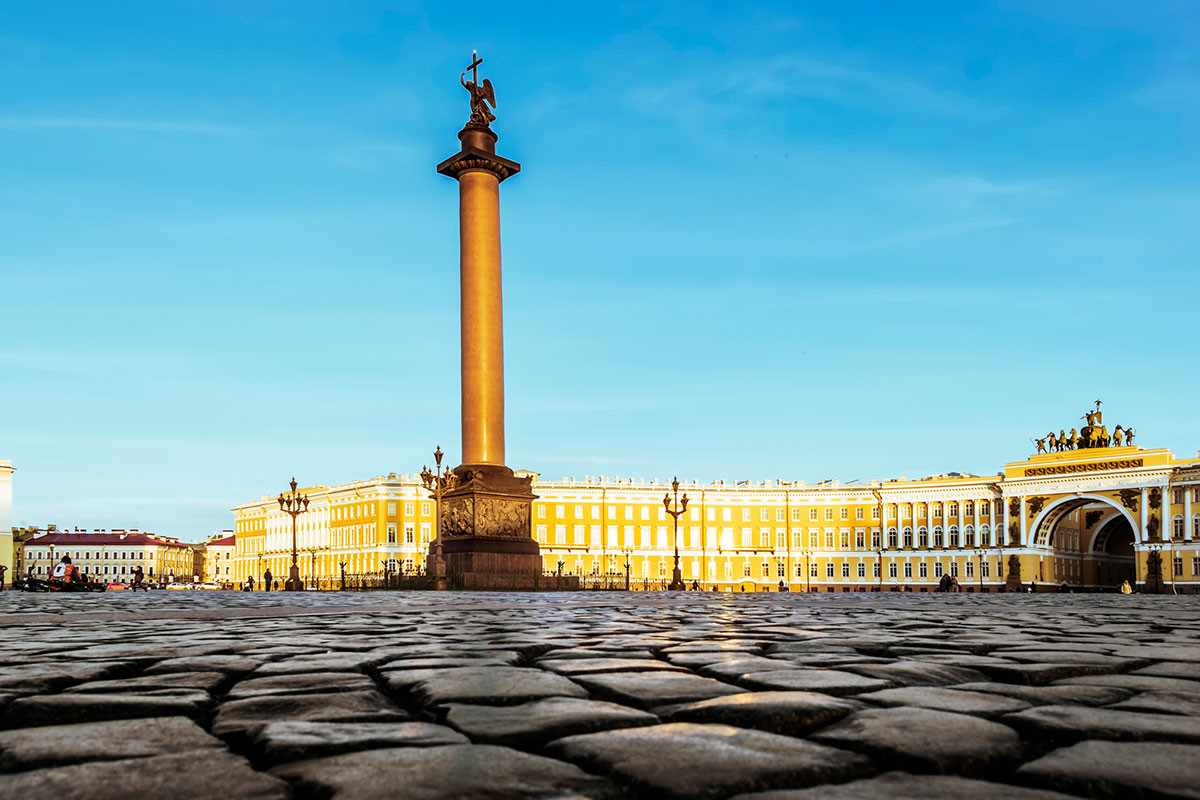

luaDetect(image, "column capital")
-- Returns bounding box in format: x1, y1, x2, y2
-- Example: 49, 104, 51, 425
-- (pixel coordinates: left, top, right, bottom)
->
438, 126, 521, 182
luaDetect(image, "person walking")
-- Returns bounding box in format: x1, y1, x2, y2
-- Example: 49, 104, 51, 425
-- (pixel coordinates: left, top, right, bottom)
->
263, 569, 273, 592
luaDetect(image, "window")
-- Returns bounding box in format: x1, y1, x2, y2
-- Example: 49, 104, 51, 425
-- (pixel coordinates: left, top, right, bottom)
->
950, 561, 959, 577
918, 528, 928, 547
743, 563, 751, 577
420, 502, 430, 516
825, 508, 834, 521
966, 561, 974, 578
903, 528, 913, 548
826, 563, 835, 578
404, 525, 415, 544
1173, 489, 1183, 504
904, 562, 912, 578
722, 508, 731, 522
776, 508, 785, 521
555, 525, 566, 545
857, 562, 865, 578
404, 502, 414, 516
792, 507, 802, 521
795, 563, 803, 577
1193, 556, 1200, 575
855, 531, 865, 549
839, 562, 848, 578
840, 531, 849, 548
855, 507, 864, 520
761, 562, 769, 577
810, 562, 818, 577
888, 529, 898, 548
949, 527, 959, 547
888, 562, 897, 578
387, 502, 396, 516
1173, 557, 1183, 576
1173, 517, 1184, 539
625, 507, 634, 520
964, 527, 975, 547
871, 506, 880, 519
964, 502, 974, 516
386, 524, 397, 544
761, 509, 769, 522
810, 508, 818, 521
919, 562, 928, 578
725, 562, 733, 578
641, 506, 649, 521
777, 562, 785, 577
981, 526, 991, 547
825, 531, 834, 549
536, 525, 547, 543
980, 501, 990, 515
934, 561, 943, 577
840, 508, 849, 521
949, 503, 958, 517
759, 531, 770, 548
1194, 516, 1200, 537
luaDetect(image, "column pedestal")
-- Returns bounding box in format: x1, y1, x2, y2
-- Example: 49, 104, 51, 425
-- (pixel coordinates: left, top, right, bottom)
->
438, 464, 543, 589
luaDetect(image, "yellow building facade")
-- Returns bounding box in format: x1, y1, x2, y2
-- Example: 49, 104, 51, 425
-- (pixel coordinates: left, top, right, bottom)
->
22, 529, 196, 583
232, 434, 1200, 593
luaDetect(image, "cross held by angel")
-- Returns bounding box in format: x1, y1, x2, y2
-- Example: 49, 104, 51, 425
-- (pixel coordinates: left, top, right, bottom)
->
461, 50, 496, 127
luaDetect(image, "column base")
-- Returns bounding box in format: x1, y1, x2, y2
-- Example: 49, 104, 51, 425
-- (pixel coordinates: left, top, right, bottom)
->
438, 464, 545, 591
285, 564, 304, 592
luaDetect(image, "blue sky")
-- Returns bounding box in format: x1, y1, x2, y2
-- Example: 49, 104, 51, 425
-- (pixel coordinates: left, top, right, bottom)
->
2, 1, 1198, 538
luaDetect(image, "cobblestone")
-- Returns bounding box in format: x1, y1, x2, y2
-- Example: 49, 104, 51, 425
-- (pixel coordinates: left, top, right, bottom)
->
0, 591, 1197, 798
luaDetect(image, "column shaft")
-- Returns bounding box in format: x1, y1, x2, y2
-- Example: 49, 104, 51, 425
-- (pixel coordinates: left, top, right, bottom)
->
458, 169, 505, 466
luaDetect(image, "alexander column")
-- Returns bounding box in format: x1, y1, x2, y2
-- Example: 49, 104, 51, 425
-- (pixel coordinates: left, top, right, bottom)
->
434, 52, 541, 588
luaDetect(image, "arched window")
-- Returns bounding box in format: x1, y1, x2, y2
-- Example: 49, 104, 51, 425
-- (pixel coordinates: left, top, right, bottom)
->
1172, 516, 1185, 539
1194, 515, 1200, 538
887, 527, 898, 549
949, 526, 959, 548
933, 527, 943, 547
903, 527, 913, 548
918, 527, 928, 548
964, 525, 975, 547
980, 525, 991, 547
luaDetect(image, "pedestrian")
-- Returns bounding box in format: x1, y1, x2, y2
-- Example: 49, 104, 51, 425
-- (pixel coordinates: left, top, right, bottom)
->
691, 580, 699, 591
274, 579, 280, 591
938, 573, 952, 592
0, 563, 7, 590
263, 569, 273, 592
1028, 581, 1036, 593
1120, 579, 1133, 595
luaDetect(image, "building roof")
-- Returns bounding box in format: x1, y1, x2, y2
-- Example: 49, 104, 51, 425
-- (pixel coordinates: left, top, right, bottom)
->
206, 535, 236, 548
25, 531, 191, 548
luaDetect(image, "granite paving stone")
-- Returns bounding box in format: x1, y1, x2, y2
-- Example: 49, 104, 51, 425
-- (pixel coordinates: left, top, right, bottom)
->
443, 696, 659, 748
225, 671, 376, 699
810, 707, 1022, 774
658, 691, 861, 735
252, 720, 468, 765
403, 666, 588, 706
269, 744, 614, 799
856, 686, 1031, 718
63, 671, 230, 695
953, 681, 1134, 706
538, 657, 688, 676
1052, 673, 1200, 694
1108, 690, 1200, 717
211, 689, 410, 748
1002, 704, 1200, 745
840, 661, 987, 687
4, 692, 208, 727
547, 722, 873, 799
0, 750, 290, 800
572, 671, 744, 709
143, 654, 265, 678
0, 717, 224, 771
1130, 661, 1200, 680
737, 669, 893, 696
728, 771, 1080, 799
1016, 740, 1200, 798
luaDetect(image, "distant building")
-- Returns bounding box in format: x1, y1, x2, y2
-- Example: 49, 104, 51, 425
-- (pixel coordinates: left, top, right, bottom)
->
204, 532, 235, 584
23, 529, 195, 583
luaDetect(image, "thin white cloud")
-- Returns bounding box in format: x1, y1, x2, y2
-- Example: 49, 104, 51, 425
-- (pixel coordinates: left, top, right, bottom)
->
0, 116, 247, 136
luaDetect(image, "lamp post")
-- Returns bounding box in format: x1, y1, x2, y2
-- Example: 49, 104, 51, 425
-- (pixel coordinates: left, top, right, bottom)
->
663, 476, 689, 591
973, 547, 985, 592
277, 477, 309, 592
420, 446, 450, 586
871, 489, 885, 592
623, 547, 632, 591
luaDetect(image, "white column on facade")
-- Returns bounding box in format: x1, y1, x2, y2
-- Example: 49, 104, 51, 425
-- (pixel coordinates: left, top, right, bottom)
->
1020, 497, 1028, 546
1185, 487, 1193, 541
1140, 487, 1149, 543
973, 499, 980, 545
1001, 496, 1009, 548
989, 498, 996, 547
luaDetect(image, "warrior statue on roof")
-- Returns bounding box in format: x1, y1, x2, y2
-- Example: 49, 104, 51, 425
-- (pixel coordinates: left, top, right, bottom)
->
461, 50, 496, 128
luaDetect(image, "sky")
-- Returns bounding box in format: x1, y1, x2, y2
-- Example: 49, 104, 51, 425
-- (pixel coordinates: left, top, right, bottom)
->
2, 1, 1199, 539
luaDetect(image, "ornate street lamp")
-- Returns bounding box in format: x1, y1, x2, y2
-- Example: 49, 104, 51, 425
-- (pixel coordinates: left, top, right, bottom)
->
663, 477, 689, 591
277, 477, 309, 592
420, 446, 452, 583
973, 547, 985, 592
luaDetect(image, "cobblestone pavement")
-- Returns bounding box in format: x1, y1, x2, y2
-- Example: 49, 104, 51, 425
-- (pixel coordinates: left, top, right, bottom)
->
0, 591, 1198, 799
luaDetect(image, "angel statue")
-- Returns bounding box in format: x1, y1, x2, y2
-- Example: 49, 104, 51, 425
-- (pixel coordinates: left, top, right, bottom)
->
461, 51, 496, 127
